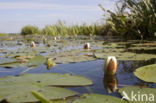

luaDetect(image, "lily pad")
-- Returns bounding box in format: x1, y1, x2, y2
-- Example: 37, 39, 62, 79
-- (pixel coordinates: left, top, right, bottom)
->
0, 84, 77, 103
134, 64, 156, 83
0, 55, 46, 68
94, 52, 156, 61
32, 90, 52, 103
32, 91, 76, 103
0, 73, 93, 87
118, 86, 156, 103
53, 55, 95, 64
73, 93, 127, 103
127, 46, 156, 54
0, 73, 93, 103
48, 49, 95, 64
28, 55, 46, 66
0, 58, 19, 65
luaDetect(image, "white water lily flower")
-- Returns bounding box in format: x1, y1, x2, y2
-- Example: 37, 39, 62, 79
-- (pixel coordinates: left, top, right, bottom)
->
84, 43, 90, 49
31, 41, 36, 47
104, 56, 118, 75
54, 37, 57, 40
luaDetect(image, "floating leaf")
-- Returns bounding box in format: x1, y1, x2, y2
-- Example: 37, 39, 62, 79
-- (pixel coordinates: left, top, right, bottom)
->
118, 86, 156, 103
0, 72, 93, 103
28, 55, 46, 66
0, 58, 19, 65
134, 64, 156, 83
0, 84, 77, 103
32, 90, 52, 103
127, 46, 156, 54
53, 55, 95, 64
0, 55, 46, 68
0, 73, 93, 87
73, 94, 127, 103
94, 52, 156, 61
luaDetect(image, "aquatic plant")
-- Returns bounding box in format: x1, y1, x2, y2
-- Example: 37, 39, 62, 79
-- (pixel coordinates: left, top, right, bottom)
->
41, 21, 100, 36
21, 25, 40, 35
46, 58, 56, 70
31, 41, 36, 47
100, 0, 156, 39
19, 20, 109, 36
84, 43, 90, 49
42, 36, 46, 44
0, 33, 9, 36
104, 56, 118, 75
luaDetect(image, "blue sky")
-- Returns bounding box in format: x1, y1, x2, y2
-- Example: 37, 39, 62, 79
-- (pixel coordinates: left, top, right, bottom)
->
0, 0, 116, 33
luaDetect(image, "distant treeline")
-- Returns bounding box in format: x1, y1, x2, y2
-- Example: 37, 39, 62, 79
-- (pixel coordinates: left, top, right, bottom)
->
21, 0, 156, 40
21, 21, 109, 36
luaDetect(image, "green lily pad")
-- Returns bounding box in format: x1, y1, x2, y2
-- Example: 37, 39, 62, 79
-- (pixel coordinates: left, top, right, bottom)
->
0, 58, 19, 65
0, 73, 93, 86
118, 86, 156, 103
134, 64, 156, 83
32, 90, 52, 103
0, 55, 46, 68
32, 46, 52, 53
48, 49, 95, 64
0, 84, 77, 103
0, 73, 93, 103
53, 55, 95, 64
73, 94, 127, 103
131, 42, 156, 47
28, 55, 46, 66
32, 90, 76, 103
94, 52, 156, 61
127, 46, 156, 54
5, 50, 36, 58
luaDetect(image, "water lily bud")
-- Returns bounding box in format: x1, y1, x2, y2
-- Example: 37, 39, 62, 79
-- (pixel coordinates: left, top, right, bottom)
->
46, 58, 56, 70
84, 43, 90, 49
54, 37, 57, 40
43, 36, 46, 44
47, 44, 51, 47
104, 56, 118, 75
31, 41, 36, 47
7, 37, 13, 41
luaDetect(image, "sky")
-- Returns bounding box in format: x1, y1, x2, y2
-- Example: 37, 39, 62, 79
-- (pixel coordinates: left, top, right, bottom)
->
0, 0, 116, 33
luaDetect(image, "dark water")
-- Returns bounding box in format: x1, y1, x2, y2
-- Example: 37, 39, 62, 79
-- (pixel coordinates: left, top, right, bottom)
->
0, 59, 155, 97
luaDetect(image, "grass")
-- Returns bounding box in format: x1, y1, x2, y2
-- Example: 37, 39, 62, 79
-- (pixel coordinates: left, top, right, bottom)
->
100, 0, 156, 40
20, 0, 156, 40
0, 33, 9, 37
21, 21, 108, 36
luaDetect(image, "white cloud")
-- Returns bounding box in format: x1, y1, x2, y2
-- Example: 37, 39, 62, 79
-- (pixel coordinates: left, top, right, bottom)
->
0, 0, 117, 33
0, 2, 100, 12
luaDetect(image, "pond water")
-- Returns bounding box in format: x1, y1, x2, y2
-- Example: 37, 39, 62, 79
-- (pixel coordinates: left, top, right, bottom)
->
0, 35, 156, 101
0, 59, 155, 98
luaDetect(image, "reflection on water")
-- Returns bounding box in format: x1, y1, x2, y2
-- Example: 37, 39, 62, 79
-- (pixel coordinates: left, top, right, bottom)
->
0, 59, 155, 97
104, 74, 118, 93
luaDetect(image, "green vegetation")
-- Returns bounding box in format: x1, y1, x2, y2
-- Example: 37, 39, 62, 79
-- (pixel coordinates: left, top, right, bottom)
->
19, 0, 156, 39
134, 64, 156, 83
100, 0, 156, 39
41, 21, 104, 36
20, 21, 106, 36
21, 25, 40, 35
0, 33, 9, 36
